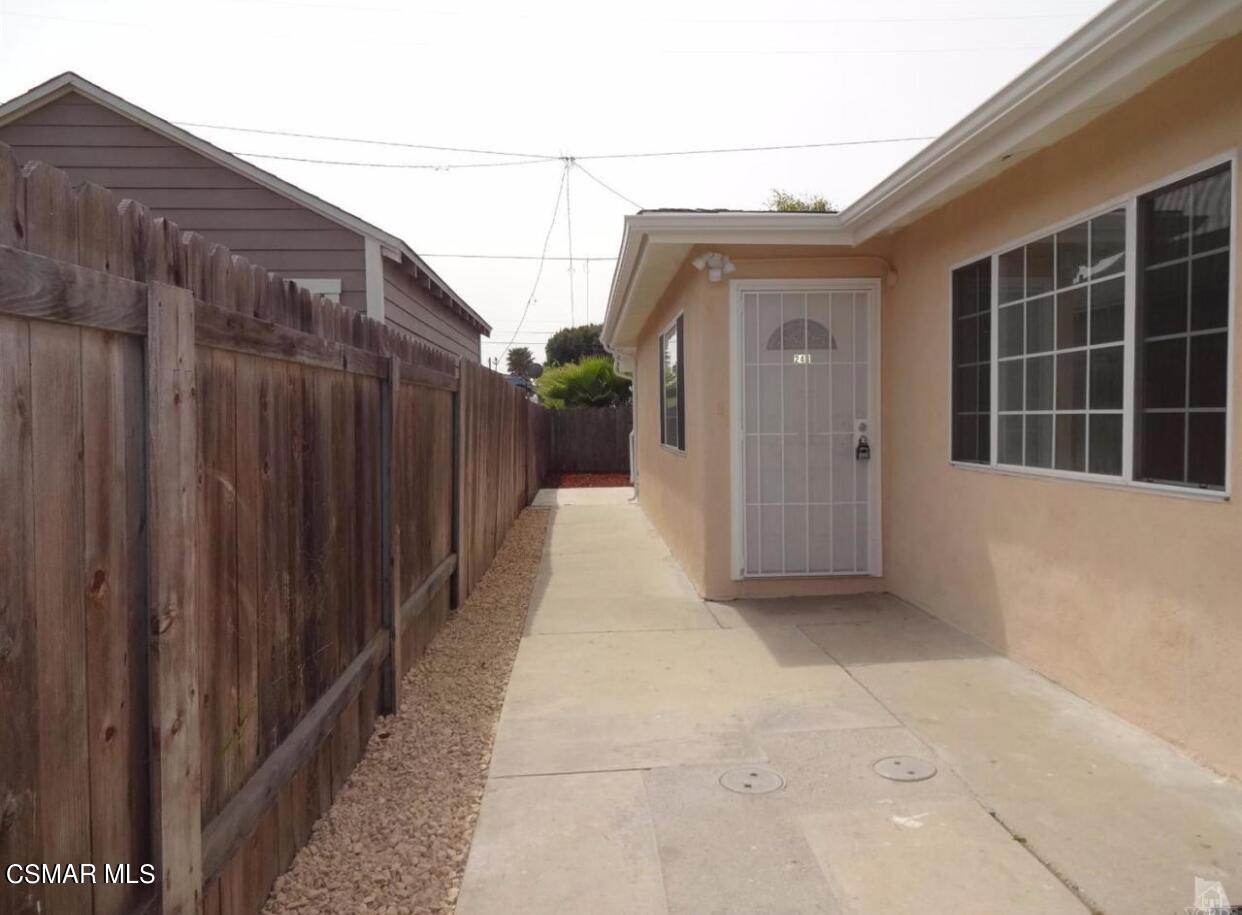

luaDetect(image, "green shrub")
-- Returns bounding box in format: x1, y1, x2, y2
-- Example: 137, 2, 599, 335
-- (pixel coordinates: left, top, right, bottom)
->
536, 356, 632, 409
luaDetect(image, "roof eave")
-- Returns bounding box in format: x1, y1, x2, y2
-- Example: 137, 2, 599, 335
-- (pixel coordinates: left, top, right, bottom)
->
840, 0, 1242, 240
603, 0, 1242, 351
601, 212, 853, 351
0, 72, 493, 333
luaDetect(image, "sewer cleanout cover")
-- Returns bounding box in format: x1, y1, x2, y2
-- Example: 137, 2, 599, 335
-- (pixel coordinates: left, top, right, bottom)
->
873, 755, 937, 782
719, 766, 785, 795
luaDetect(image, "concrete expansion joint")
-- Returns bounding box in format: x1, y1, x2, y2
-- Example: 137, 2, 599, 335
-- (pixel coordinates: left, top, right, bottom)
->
986, 808, 1107, 915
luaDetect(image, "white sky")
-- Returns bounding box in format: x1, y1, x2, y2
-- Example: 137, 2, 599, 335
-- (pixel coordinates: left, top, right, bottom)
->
0, 0, 1111, 366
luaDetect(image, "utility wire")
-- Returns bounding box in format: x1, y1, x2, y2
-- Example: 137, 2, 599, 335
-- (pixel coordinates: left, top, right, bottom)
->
233, 151, 554, 169
572, 160, 643, 210
501, 163, 568, 363
565, 160, 575, 325
226, 134, 934, 170
179, 121, 556, 159
422, 253, 616, 261
574, 135, 934, 161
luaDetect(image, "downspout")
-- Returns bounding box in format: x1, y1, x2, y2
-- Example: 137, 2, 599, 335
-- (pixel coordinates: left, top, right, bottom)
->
607, 344, 638, 491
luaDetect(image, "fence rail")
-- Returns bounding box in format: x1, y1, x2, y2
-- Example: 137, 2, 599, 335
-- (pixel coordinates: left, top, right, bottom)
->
0, 145, 548, 915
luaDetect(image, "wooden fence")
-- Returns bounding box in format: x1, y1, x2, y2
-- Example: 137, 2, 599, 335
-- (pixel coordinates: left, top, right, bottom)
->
548, 404, 632, 474
0, 146, 548, 915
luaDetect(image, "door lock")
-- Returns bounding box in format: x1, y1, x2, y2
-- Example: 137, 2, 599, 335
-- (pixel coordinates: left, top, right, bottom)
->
855, 434, 871, 461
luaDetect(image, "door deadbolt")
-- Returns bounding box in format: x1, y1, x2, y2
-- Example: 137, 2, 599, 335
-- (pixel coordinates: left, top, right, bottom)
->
855, 434, 871, 461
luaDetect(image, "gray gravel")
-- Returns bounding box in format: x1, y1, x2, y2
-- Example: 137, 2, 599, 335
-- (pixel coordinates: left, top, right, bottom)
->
263, 507, 551, 915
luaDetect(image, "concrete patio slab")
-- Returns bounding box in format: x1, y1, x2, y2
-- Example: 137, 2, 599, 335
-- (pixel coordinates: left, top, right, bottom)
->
455, 770, 667, 915
489, 626, 897, 776
526, 593, 719, 634
459, 490, 1242, 914
803, 615, 1242, 912
706, 592, 921, 630
756, 728, 967, 810
643, 764, 840, 914
800, 798, 1089, 914
532, 486, 634, 507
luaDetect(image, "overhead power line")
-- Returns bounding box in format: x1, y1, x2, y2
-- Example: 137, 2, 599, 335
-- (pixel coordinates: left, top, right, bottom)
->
573, 135, 934, 161
572, 160, 643, 210
233, 151, 554, 169
179, 121, 556, 159
225, 134, 934, 170
421, 253, 617, 261
501, 163, 569, 361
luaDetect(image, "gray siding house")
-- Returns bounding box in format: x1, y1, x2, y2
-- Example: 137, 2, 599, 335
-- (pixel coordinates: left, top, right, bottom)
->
0, 72, 489, 360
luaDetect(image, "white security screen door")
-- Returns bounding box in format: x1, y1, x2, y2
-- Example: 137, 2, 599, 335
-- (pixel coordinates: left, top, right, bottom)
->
732, 280, 880, 577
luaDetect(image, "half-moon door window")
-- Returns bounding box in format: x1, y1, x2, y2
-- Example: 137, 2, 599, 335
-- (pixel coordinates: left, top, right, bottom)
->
767, 318, 835, 352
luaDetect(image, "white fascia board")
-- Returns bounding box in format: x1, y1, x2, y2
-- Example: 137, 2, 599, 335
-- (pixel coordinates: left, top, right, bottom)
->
601, 213, 852, 350
364, 238, 385, 322
602, 0, 1242, 349
841, 0, 1242, 240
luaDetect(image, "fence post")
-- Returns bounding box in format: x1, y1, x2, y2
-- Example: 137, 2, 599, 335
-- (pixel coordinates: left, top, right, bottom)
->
450, 364, 463, 610
379, 353, 401, 713
145, 282, 201, 914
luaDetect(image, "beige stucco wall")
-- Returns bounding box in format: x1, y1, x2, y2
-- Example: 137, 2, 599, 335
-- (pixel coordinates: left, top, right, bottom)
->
881, 33, 1242, 777
635, 244, 892, 600
632, 34, 1242, 776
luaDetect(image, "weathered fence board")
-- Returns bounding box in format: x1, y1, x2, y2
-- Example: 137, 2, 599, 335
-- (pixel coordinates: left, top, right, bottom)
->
549, 405, 632, 474
0, 144, 548, 915
0, 314, 44, 915
147, 282, 201, 915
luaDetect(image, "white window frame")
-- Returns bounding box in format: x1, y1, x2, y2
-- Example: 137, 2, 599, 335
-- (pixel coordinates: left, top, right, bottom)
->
948, 150, 1237, 502
658, 312, 686, 455
729, 277, 883, 580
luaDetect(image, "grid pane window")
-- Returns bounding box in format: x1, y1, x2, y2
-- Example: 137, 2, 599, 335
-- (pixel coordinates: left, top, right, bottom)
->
996, 209, 1128, 475
659, 315, 685, 450
951, 258, 991, 463
1135, 164, 1231, 489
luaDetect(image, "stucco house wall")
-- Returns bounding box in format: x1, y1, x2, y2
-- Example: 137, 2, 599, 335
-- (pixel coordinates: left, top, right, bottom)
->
882, 31, 1242, 776
636, 245, 893, 600
630, 33, 1242, 776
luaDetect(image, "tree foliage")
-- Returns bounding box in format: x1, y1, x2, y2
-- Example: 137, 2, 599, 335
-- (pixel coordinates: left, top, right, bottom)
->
766, 189, 835, 213
536, 356, 632, 409
506, 345, 537, 379
544, 322, 606, 366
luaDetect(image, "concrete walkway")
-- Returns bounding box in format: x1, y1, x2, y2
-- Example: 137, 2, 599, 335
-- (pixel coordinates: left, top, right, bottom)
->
457, 489, 1242, 915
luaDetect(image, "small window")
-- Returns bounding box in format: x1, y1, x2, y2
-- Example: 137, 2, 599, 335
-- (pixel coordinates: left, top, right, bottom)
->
951, 258, 991, 464
1135, 163, 1232, 489
659, 315, 685, 451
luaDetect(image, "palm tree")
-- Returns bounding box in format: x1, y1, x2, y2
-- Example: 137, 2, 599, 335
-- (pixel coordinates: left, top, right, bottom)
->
506, 346, 536, 379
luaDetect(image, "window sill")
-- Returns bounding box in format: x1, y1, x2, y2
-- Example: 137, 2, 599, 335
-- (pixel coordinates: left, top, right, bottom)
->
948, 460, 1229, 503
660, 443, 687, 457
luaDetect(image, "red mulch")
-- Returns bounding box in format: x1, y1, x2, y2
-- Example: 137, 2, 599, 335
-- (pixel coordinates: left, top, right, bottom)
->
544, 472, 631, 488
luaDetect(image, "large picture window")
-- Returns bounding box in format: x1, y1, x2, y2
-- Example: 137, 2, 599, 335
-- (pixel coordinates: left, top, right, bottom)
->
950, 160, 1233, 494
660, 315, 685, 450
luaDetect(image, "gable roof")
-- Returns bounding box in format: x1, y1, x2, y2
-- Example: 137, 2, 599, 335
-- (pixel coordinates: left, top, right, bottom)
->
0, 71, 491, 335
602, 0, 1242, 352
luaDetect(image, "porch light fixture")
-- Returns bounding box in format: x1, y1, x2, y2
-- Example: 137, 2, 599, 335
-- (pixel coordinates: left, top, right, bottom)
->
691, 251, 736, 282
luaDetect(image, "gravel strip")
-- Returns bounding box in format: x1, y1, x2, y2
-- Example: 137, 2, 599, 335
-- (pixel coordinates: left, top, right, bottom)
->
263, 507, 551, 915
